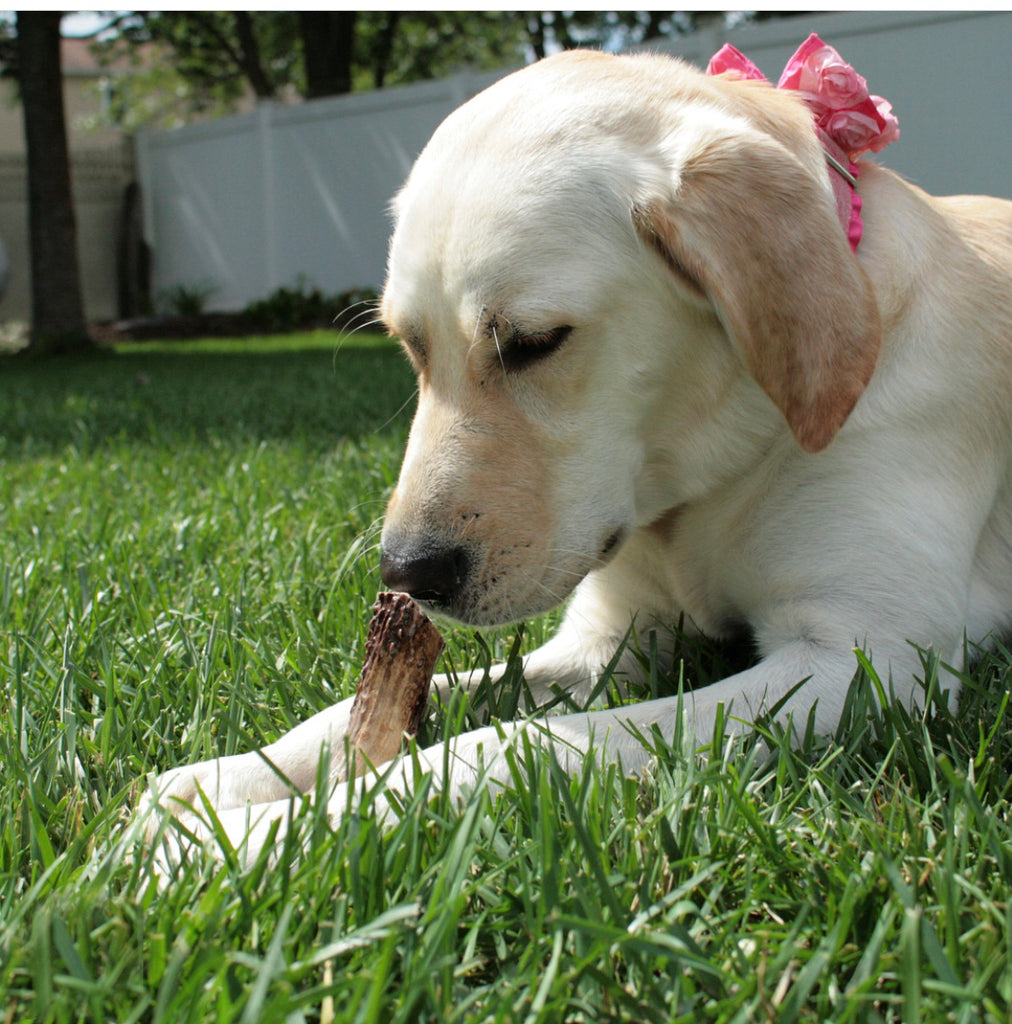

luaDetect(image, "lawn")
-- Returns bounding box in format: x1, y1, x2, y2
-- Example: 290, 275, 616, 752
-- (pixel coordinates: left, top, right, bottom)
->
1, 330, 1010, 1022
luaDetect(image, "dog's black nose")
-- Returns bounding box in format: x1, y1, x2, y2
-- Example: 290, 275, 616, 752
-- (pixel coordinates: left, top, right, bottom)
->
380, 540, 471, 607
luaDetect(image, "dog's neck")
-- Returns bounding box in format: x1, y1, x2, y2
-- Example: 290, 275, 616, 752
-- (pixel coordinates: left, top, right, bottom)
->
817, 128, 863, 253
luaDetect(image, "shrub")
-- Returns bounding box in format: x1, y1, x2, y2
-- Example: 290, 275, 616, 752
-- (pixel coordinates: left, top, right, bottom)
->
157, 280, 218, 316
242, 280, 379, 334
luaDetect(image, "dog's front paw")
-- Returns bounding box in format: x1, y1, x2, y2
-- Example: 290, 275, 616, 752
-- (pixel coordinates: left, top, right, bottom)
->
135, 753, 282, 850
141, 749, 308, 832
136, 762, 207, 827
135, 765, 304, 885
134, 763, 220, 857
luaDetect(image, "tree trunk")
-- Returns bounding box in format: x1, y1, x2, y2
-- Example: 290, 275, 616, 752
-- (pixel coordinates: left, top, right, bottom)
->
299, 11, 357, 98
525, 13, 548, 61
16, 11, 92, 356
230, 12, 276, 99
372, 12, 401, 90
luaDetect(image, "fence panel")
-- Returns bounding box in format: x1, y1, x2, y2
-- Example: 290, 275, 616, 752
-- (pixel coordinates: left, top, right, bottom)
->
137, 71, 503, 313
137, 113, 268, 313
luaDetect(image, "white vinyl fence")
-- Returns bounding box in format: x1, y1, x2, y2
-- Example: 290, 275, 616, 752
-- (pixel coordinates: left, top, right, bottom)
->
136, 70, 505, 313
137, 10, 1012, 314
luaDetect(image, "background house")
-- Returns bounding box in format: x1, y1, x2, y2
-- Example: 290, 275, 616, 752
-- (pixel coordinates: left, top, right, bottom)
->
0, 35, 138, 323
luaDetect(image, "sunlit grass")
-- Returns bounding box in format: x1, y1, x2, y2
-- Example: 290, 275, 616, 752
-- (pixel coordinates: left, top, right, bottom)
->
0, 331, 1010, 1022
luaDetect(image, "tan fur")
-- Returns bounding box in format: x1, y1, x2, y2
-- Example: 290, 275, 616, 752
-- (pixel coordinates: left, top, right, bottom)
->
634, 131, 882, 451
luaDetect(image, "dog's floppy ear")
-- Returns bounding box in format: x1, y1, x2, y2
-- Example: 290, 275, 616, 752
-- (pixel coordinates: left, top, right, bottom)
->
635, 131, 880, 452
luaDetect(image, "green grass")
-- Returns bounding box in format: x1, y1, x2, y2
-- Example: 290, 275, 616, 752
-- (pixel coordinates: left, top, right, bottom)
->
1, 329, 1011, 1022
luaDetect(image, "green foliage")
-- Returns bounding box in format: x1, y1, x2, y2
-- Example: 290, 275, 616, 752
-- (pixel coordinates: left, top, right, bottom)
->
83, 11, 771, 131
0, 330, 1010, 1022
90, 12, 532, 130
158, 280, 218, 317
242, 281, 379, 335
350, 12, 529, 91
94, 11, 301, 127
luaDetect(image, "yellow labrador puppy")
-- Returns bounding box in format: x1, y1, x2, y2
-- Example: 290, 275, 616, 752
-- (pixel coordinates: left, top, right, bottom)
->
143, 50, 1012, 857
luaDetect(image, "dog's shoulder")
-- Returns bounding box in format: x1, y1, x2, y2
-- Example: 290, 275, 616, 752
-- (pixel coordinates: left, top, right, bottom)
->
934, 192, 1012, 270
859, 165, 1012, 324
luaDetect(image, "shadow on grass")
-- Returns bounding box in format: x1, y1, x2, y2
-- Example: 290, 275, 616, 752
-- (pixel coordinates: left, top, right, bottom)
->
0, 333, 417, 456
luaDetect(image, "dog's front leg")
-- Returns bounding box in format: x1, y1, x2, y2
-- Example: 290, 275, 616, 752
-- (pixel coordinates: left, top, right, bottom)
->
148, 673, 703, 869
137, 623, 594, 843
144, 716, 583, 866
138, 695, 358, 836
433, 615, 653, 711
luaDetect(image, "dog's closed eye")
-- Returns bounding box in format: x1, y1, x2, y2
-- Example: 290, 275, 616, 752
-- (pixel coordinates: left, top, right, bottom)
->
497, 325, 573, 372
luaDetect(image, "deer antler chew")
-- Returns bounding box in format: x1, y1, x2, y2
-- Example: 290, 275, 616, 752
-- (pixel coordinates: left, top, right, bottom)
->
334, 592, 444, 781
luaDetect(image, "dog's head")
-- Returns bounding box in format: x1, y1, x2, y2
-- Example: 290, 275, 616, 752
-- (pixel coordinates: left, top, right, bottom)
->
379, 51, 880, 625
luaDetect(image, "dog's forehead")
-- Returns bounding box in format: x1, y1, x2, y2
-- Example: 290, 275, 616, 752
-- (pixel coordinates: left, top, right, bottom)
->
381, 50, 798, 342
385, 103, 662, 334
384, 160, 641, 344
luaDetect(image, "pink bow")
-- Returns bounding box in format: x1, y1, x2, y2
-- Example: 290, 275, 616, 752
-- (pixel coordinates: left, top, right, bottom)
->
707, 34, 900, 160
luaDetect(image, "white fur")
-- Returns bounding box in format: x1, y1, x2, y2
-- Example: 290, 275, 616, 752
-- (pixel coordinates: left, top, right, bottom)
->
139, 51, 1012, 863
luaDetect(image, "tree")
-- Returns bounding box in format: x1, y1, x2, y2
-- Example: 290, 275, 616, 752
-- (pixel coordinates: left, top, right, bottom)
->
93, 11, 356, 117
15, 12, 93, 356
299, 11, 357, 98
91, 12, 808, 132
92, 12, 531, 128
353, 12, 527, 91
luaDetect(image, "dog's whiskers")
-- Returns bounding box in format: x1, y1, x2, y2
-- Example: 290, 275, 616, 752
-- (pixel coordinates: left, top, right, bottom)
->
468, 307, 486, 356
543, 546, 613, 573
346, 317, 385, 338
491, 323, 506, 372
330, 300, 385, 369
336, 297, 382, 332
369, 385, 420, 437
